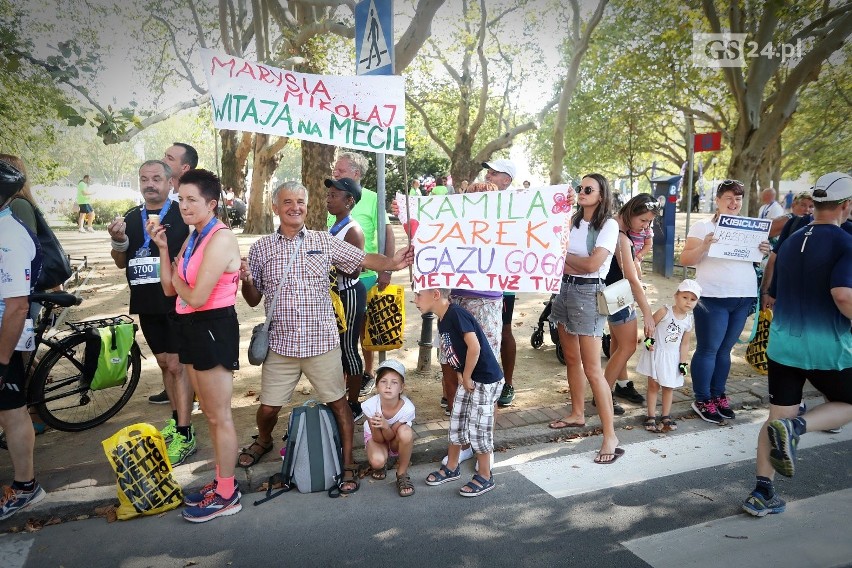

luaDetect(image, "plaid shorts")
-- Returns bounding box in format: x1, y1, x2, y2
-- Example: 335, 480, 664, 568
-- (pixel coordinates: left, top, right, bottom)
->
448, 379, 504, 454
439, 295, 502, 365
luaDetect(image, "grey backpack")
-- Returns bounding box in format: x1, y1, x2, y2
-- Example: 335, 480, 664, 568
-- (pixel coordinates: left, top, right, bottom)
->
254, 401, 343, 504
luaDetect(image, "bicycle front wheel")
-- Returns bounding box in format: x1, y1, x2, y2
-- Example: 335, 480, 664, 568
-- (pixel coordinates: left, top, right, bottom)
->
29, 334, 142, 432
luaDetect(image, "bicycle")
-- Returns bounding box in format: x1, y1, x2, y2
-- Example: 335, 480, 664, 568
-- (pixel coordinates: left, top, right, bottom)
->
22, 291, 142, 432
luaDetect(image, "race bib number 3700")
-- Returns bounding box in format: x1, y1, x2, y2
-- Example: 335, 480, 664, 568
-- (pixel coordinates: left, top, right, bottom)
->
128, 257, 161, 286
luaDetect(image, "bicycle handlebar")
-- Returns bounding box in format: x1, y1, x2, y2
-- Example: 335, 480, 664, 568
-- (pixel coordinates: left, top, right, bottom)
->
29, 291, 82, 308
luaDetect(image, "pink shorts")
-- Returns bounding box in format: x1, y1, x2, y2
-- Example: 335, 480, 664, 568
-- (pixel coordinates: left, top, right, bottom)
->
364, 432, 399, 457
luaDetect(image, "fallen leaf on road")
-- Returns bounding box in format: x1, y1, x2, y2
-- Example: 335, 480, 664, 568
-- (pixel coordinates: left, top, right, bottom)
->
94, 505, 119, 523
623, 425, 634, 430
244, 390, 256, 397
45, 517, 62, 526
185, 562, 198, 567
24, 519, 43, 532
724, 535, 748, 540
649, 448, 660, 454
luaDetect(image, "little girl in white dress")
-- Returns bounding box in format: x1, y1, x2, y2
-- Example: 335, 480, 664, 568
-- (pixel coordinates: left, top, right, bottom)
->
637, 279, 702, 432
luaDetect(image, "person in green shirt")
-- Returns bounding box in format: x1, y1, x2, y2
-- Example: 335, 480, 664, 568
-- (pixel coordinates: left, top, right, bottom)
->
430, 175, 449, 195
76, 174, 94, 233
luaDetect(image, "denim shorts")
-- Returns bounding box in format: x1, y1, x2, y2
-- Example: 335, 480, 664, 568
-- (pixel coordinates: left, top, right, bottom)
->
550, 280, 606, 337
607, 305, 637, 326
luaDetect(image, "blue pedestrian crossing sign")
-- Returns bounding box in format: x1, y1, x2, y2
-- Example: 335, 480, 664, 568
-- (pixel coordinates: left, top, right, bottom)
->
355, 0, 394, 76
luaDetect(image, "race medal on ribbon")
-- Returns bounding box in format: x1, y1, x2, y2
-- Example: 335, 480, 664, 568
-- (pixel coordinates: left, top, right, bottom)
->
128, 256, 161, 286
135, 247, 151, 258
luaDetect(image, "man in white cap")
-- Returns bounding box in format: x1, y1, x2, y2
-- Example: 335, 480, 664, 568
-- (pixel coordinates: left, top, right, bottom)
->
742, 172, 852, 517
481, 159, 519, 407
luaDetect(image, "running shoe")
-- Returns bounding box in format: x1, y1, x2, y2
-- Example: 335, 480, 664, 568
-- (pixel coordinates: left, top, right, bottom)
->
167, 431, 197, 466
349, 401, 364, 422
160, 418, 177, 444
614, 381, 645, 404
184, 480, 241, 507
767, 418, 799, 477
148, 389, 170, 404
359, 374, 375, 397
182, 489, 242, 523
692, 400, 725, 424
0, 483, 47, 521
497, 384, 515, 407
742, 491, 786, 517
714, 394, 736, 419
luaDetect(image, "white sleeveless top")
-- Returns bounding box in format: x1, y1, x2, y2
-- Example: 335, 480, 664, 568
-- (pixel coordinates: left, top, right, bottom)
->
332, 219, 361, 290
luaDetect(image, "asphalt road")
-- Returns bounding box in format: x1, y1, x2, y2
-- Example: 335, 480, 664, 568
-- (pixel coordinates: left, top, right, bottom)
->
2, 408, 850, 568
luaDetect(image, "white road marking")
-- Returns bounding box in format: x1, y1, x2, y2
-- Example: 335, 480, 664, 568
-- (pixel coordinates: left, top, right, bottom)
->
512, 417, 851, 499
622, 488, 852, 568
0, 535, 34, 568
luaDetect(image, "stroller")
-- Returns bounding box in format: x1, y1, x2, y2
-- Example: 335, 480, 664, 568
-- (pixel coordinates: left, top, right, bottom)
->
530, 295, 611, 365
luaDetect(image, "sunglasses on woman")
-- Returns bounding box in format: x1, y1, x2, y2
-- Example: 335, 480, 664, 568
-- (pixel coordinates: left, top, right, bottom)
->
577, 185, 598, 195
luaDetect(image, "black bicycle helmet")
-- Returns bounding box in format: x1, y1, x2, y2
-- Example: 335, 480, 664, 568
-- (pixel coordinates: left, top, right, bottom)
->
0, 160, 25, 203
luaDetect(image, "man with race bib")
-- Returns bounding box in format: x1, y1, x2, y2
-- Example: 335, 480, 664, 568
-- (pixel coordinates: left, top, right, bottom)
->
107, 160, 196, 466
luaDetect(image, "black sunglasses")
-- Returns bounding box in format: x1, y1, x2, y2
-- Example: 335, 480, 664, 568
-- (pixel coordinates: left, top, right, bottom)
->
719, 179, 744, 188
577, 185, 598, 195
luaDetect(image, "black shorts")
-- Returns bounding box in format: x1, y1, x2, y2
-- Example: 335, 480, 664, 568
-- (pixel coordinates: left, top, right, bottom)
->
0, 352, 27, 410
176, 307, 240, 372
78, 204, 93, 214
502, 295, 516, 326
767, 357, 852, 406
138, 312, 180, 355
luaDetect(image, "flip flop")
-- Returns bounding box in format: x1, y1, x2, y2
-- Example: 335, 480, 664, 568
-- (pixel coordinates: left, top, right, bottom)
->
548, 418, 586, 429
594, 447, 625, 464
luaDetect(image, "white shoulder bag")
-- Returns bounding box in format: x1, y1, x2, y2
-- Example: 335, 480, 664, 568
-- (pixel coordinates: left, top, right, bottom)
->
596, 232, 634, 315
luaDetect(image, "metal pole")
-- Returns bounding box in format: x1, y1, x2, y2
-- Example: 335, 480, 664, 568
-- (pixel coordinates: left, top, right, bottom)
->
684, 118, 695, 278
401, 156, 436, 372
376, 152, 387, 365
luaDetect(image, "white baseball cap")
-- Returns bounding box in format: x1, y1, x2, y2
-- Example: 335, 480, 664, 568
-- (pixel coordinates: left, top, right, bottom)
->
677, 279, 702, 299
376, 359, 406, 381
811, 172, 852, 203
482, 159, 516, 181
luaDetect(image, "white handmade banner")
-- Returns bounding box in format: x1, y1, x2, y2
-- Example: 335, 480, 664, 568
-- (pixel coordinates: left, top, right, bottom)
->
708, 214, 771, 262
396, 187, 573, 293
200, 48, 406, 155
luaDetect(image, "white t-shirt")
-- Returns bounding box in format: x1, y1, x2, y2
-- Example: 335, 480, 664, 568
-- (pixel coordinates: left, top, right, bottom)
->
361, 394, 415, 439
686, 219, 757, 298
0, 209, 37, 337
566, 218, 619, 278
758, 201, 784, 220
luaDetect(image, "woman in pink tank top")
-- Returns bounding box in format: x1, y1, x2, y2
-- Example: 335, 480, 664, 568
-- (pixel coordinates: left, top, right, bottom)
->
149, 169, 243, 522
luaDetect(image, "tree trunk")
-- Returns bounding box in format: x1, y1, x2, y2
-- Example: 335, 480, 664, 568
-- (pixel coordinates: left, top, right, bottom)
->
220, 130, 243, 197
243, 133, 275, 234
302, 141, 337, 230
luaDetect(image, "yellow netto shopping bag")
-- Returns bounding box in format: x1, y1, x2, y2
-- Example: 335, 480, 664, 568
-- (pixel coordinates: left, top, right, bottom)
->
745, 309, 773, 375
363, 284, 405, 351
329, 269, 347, 334
102, 423, 183, 520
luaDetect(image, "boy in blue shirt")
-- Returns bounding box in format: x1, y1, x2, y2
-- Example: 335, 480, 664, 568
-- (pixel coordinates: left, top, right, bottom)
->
414, 287, 504, 497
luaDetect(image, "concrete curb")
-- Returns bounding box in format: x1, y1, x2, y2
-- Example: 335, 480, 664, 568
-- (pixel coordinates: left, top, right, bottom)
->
1, 384, 819, 530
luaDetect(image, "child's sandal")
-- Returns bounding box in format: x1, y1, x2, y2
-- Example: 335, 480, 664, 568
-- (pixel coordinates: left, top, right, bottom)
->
396, 473, 415, 497
660, 416, 677, 432
643, 416, 659, 432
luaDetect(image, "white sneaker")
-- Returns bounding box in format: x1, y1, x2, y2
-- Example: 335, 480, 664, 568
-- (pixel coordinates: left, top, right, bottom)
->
78, 228, 87, 233
441, 446, 474, 466
474, 453, 495, 473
